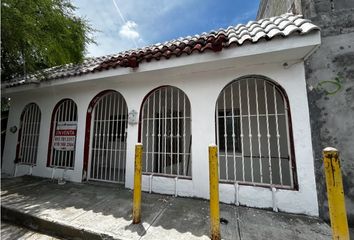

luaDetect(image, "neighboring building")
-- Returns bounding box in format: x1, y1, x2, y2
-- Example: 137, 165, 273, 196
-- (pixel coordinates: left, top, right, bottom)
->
257, 0, 354, 226
2, 14, 321, 216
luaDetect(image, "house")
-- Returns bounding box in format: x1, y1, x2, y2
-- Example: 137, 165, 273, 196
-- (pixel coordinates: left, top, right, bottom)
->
2, 13, 321, 216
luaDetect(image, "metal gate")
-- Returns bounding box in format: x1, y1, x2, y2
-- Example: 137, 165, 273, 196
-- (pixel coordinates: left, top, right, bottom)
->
88, 91, 128, 183
141, 86, 192, 177
16, 103, 41, 165
216, 76, 295, 189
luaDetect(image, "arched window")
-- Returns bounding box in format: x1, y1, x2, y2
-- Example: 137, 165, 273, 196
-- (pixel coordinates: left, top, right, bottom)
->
48, 99, 78, 168
84, 90, 128, 183
216, 76, 296, 189
140, 86, 192, 177
16, 103, 41, 165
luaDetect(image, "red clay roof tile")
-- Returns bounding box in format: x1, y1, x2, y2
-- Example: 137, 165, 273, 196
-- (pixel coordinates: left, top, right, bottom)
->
4, 13, 319, 88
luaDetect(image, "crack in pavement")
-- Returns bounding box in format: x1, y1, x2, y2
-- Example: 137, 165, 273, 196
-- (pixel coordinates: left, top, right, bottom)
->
235, 207, 242, 240
138, 197, 176, 240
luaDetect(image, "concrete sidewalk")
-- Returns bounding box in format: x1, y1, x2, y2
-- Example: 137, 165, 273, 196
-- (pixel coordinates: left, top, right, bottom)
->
1, 176, 331, 240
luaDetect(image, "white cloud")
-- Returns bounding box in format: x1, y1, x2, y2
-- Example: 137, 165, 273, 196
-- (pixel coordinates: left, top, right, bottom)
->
119, 20, 140, 40
72, 0, 191, 56
73, 0, 258, 57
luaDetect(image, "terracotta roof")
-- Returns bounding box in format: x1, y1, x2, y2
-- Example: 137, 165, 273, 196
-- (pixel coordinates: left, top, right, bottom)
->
3, 13, 319, 88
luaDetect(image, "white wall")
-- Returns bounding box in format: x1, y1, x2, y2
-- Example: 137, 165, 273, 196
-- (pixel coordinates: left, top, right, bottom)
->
2, 57, 318, 216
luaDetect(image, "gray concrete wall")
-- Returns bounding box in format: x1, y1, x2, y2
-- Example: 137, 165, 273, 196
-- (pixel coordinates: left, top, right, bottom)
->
256, 0, 302, 20
257, 0, 354, 227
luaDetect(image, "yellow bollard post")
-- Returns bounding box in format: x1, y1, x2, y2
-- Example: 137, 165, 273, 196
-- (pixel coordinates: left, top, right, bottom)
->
323, 147, 349, 240
209, 144, 220, 240
133, 143, 143, 224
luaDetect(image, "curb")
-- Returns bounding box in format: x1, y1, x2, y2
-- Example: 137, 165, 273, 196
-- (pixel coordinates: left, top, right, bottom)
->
1, 205, 119, 240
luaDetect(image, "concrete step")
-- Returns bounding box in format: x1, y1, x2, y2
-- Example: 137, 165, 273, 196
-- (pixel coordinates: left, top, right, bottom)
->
1, 221, 61, 240
1, 206, 112, 240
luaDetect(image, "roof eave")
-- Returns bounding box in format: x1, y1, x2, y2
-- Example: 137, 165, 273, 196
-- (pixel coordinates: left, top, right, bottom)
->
2, 31, 320, 96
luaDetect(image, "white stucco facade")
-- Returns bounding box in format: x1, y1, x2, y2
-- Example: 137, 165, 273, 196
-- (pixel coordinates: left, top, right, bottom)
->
2, 32, 321, 216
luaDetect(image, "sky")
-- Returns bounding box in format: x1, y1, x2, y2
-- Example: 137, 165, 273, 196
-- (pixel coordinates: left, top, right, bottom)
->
72, 0, 260, 58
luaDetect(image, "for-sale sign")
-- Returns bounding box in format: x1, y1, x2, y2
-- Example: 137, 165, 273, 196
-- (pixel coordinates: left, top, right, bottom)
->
53, 121, 77, 151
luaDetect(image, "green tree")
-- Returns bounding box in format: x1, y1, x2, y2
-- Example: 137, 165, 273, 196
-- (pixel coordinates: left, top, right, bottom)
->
1, 0, 95, 82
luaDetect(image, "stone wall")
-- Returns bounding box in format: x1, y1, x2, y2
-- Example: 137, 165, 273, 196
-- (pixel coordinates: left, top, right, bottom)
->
257, 0, 354, 226
257, 0, 302, 19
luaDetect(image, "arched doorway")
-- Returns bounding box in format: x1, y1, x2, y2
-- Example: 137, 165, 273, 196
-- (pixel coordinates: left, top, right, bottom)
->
84, 90, 128, 183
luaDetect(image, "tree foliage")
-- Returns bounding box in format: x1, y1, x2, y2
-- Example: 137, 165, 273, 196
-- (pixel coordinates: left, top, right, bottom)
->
1, 0, 94, 82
